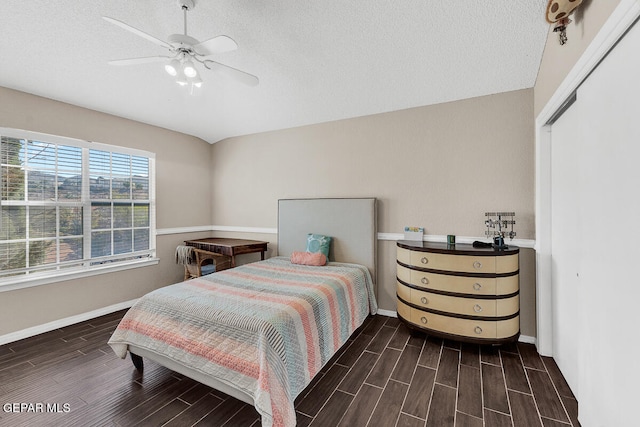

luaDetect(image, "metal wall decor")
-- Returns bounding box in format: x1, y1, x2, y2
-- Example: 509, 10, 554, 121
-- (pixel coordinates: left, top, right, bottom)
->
546, 0, 584, 45
485, 212, 516, 249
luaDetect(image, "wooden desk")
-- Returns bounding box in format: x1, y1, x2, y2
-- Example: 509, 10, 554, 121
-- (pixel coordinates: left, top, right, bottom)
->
184, 238, 269, 268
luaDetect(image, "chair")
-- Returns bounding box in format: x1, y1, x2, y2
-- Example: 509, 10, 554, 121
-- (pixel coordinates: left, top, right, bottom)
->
175, 245, 232, 280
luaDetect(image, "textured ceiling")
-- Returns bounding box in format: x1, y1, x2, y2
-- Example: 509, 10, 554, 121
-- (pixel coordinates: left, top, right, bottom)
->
0, 0, 549, 144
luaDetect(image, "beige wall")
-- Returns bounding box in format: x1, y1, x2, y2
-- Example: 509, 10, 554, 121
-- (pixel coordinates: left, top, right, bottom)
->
534, 0, 621, 116
211, 89, 538, 337
1, 0, 623, 341
212, 90, 535, 236
0, 87, 213, 335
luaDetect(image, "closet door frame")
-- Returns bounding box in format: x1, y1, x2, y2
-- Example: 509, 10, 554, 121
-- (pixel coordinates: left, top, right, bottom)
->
534, 0, 640, 356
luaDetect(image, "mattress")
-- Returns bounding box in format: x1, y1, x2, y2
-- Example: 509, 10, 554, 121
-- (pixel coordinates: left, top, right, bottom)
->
108, 256, 378, 427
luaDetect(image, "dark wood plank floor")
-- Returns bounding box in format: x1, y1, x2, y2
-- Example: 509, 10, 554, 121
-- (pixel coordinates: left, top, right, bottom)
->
0, 310, 580, 427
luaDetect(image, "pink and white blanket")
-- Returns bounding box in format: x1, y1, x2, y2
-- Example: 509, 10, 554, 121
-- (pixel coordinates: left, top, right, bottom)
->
109, 257, 377, 426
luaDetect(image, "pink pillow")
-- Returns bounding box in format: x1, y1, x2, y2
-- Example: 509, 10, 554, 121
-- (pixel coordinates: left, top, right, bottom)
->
291, 251, 327, 266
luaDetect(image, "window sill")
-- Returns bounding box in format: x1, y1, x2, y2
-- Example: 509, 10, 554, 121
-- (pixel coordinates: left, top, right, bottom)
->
0, 258, 160, 293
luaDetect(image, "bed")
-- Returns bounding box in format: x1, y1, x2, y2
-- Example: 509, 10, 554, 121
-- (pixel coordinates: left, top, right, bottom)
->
108, 198, 378, 427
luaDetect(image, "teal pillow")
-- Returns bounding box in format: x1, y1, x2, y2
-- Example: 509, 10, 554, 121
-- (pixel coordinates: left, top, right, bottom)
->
306, 234, 332, 260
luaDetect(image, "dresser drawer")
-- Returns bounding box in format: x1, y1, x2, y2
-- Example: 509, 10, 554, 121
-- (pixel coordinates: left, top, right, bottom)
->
397, 300, 519, 340
398, 263, 494, 295
397, 282, 518, 317
397, 264, 519, 296
397, 247, 518, 274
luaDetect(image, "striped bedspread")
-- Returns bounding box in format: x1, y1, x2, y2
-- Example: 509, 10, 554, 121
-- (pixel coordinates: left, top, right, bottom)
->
108, 257, 377, 427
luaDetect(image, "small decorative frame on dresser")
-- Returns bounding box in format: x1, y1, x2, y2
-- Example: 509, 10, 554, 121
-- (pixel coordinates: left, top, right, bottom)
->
396, 240, 520, 344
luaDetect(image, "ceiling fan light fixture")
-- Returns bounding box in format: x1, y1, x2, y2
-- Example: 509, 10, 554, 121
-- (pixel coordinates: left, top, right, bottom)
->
175, 70, 188, 86
164, 58, 181, 76
191, 74, 203, 88
182, 60, 198, 78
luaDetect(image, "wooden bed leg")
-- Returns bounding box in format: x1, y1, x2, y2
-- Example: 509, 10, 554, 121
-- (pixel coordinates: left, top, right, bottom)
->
130, 352, 144, 372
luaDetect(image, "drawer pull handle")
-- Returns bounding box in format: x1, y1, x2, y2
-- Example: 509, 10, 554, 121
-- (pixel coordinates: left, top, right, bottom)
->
420, 297, 428, 304
473, 304, 483, 313
473, 261, 482, 269
474, 326, 483, 334
421, 316, 428, 324
421, 257, 429, 265
473, 283, 482, 291
421, 277, 429, 285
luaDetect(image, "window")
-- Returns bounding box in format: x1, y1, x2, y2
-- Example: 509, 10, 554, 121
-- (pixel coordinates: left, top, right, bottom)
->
0, 128, 155, 286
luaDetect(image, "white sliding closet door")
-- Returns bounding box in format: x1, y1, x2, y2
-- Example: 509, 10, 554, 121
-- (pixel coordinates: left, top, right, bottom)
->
549, 98, 582, 396
549, 19, 640, 426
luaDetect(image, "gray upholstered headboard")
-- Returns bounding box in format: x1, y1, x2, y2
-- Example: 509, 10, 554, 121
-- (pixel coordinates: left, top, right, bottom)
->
277, 198, 377, 284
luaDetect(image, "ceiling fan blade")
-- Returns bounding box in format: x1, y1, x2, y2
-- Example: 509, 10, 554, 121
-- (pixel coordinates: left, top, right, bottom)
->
193, 36, 238, 56
204, 60, 259, 86
103, 16, 172, 50
108, 56, 171, 66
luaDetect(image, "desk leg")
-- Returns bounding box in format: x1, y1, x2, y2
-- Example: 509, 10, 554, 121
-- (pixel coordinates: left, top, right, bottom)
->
231, 256, 236, 268
261, 251, 265, 261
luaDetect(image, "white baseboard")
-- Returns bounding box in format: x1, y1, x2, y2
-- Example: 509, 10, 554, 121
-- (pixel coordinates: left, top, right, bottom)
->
1, 301, 538, 348
0, 299, 138, 346
376, 308, 397, 318
375, 309, 536, 345
518, 334, 536, 345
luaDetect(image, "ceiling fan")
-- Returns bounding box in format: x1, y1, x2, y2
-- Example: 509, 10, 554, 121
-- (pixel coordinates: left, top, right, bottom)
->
103, 0, 258, 88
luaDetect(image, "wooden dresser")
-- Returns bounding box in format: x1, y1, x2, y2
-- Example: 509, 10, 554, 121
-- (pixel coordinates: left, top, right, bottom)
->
396, 240, 520, 344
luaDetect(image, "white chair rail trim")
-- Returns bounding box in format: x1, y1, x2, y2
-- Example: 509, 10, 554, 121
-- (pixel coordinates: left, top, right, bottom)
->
158, 226, 535, 248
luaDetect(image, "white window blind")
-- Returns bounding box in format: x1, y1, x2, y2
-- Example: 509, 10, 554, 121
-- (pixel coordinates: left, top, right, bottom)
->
0, 128, 155, 284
